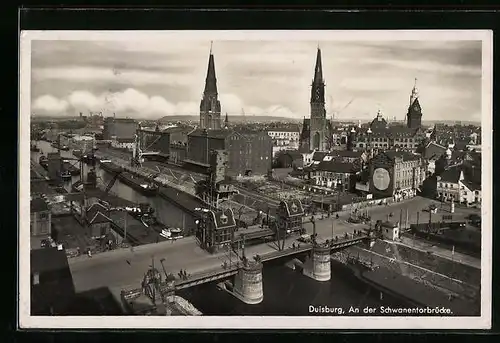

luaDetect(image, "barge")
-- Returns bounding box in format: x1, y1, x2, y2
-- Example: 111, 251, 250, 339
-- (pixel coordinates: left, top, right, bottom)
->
118, 172, 159, 196
99, 160, 124, 174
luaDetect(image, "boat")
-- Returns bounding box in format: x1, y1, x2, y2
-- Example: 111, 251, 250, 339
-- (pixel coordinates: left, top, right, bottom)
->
99, 160, 123, 174
118, 172, 159, 196
170, 228, 182, 234
60, 145, 70, 151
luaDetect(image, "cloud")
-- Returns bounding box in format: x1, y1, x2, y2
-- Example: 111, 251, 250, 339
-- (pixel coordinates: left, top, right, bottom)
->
33, 95, 69, 114
32, 89, 197, 118
32, 66, 201, 87
32, 88, 299, 119
30, 40, 483, 122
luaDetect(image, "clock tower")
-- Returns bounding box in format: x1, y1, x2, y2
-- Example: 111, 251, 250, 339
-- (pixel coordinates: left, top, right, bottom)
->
309, 47, 330, 151
406, 78, 423, 129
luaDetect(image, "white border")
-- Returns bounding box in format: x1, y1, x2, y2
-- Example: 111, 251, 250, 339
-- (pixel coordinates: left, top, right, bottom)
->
19, 30, 493, 329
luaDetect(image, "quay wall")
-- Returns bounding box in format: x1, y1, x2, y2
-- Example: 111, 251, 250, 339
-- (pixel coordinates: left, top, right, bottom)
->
339, 240, 480, 302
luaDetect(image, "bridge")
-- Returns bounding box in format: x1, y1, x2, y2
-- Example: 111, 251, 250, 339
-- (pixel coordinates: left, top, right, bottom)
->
121, 234, 371, 305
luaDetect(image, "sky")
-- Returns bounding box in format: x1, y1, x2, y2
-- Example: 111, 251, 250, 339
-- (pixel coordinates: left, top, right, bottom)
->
30, 39, 483, 122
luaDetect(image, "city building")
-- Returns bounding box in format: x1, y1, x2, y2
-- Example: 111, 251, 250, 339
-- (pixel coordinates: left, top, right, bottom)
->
30, 197, 52, 245
436, 165, 481, 205
423, 141, 448, 175
267, 126, 301, 147
299, 47, 333, 152
103, 117, 137, 140
277, 199, 305, 234
199, 44, 222, 130
31, 247, 76, 315
348, 110, 426, 152
137, 127, 171, 159
369, 150, 425, 199
225, 129, 273, 177
196, 208, 236, 253
86, 202, 112, 239
302, 150, 327, 168
305, 155, 362, 192
268, 125, 301, 157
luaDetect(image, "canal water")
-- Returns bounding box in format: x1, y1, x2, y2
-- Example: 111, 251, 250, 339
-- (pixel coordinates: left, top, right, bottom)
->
32, 140, 192, 231
32, 140, 410, 315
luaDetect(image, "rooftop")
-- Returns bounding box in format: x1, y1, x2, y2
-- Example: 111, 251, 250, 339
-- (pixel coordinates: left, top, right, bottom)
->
31, 198, 49, 212
31, 247, 71, 274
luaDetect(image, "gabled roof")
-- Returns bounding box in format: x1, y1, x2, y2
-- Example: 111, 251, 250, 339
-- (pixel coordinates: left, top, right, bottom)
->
280, 199, 304, 217
439, 166, 462, 183
209, 208, 236, 230
315, 160, 361, 174
384, 150, 421, 162
188, 128, 231, 139
89, 211, 113, 225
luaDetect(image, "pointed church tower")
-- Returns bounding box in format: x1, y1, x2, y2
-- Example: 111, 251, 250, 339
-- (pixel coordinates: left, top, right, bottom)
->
309, 46, 330, 151
407, 78, 423, 129
200, 42, 222, 130
224, 112, 229, 129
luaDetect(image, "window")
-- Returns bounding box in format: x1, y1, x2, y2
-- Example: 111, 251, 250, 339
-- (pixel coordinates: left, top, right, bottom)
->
33, 272, 40, 285
39, 212, 48, 220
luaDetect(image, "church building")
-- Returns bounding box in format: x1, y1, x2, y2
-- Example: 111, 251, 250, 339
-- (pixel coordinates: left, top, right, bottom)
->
299, 47, 332, 153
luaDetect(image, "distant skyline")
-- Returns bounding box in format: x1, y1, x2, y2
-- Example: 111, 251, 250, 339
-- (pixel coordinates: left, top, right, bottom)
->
31, 39, 482, 122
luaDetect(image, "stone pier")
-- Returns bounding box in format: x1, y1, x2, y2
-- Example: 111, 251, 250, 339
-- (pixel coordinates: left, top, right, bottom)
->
233, 259, 264, 305
303, 245, 331, 282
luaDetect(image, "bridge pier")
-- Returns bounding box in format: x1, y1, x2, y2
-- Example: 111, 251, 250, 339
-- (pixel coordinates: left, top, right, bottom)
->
303, 245, 331, 282
233, 259, 264, 305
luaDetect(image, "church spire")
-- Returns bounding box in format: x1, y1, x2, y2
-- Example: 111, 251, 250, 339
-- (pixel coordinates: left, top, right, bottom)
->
311, 47, 325, 104
313, 47, 324, 85
200, 43, 222, 130
224, 112, 229, 128
204, 43, 218, 96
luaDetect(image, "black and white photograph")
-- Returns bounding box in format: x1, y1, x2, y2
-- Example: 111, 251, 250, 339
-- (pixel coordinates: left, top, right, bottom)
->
19, 30, 492, 329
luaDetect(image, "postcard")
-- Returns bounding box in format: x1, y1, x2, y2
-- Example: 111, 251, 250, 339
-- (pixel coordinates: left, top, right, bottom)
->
19, 29, 492, 329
